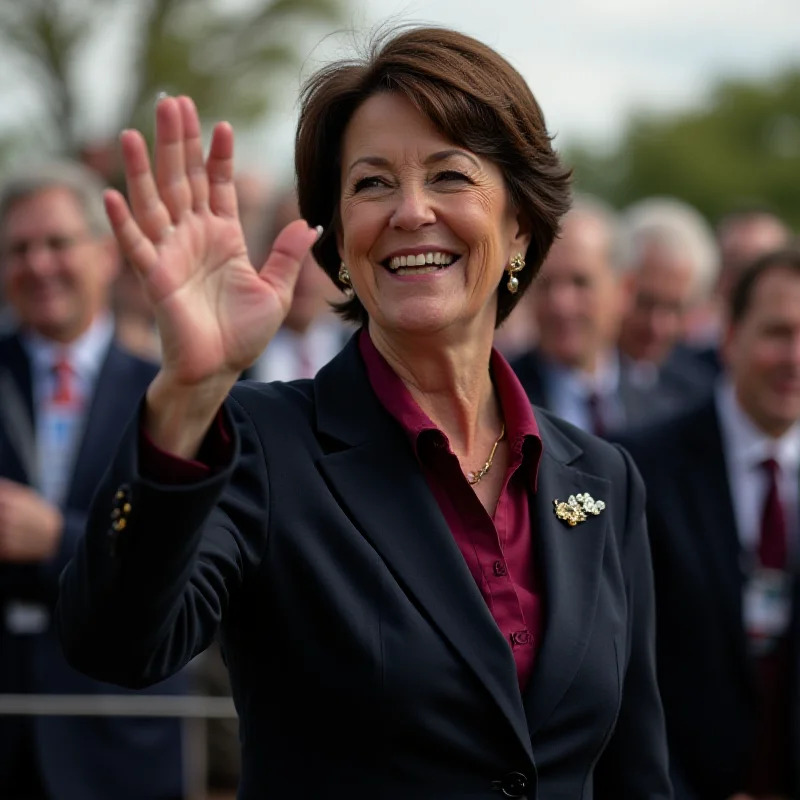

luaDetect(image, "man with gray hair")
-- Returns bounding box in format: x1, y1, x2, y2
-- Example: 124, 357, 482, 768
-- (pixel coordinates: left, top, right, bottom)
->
512, 194, 683, 436
0, 161, 186, 799
616, 196, 721, 402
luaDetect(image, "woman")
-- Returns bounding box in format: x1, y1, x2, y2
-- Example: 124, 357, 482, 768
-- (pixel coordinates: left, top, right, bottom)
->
56, 27, 671, 799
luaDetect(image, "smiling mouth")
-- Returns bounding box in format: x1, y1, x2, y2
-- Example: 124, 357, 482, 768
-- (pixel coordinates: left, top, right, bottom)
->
381, 251, 461, 276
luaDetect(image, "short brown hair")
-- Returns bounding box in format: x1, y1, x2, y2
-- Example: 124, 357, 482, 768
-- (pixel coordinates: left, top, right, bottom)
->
730, 247, 800, 324
295, 26, 572, 327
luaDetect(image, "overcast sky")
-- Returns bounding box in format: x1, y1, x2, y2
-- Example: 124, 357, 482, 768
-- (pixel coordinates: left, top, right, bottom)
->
5, 0, 800, 182
240, 0, 800, 180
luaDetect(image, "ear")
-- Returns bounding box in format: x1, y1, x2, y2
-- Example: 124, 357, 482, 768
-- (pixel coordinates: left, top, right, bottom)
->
335, 225, 345, 264
509, 208, 533, 261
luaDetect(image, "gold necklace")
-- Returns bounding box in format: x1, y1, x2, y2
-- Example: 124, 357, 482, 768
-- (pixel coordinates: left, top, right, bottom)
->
467, 423, 506, 485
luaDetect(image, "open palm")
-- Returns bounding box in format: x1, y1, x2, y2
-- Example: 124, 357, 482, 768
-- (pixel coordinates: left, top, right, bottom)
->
105, 95, 319, 386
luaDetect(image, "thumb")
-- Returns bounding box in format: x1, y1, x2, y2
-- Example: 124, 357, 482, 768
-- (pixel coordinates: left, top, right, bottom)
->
258, 219, 322, 298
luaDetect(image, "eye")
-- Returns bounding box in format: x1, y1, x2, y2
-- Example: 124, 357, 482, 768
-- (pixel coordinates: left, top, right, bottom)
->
353, 176, 389, 193
433, 170, 470, 184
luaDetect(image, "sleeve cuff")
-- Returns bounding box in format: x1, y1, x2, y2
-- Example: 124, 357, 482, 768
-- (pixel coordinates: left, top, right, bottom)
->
138, 410, 234, 484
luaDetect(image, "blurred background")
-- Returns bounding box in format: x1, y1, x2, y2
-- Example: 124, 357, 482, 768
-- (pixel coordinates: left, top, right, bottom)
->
0, 0, 798, 224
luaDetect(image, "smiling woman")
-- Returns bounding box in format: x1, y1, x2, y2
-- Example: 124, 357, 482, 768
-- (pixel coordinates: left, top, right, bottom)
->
56, 24, 672, 800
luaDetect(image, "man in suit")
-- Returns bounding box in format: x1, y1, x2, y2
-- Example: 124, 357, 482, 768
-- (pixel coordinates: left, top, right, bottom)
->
677, 208, 792, 379
619, 247, 800, 799
0, 162, 186, 800
512, 195, 688, 436
616, 196, 720, 400
247, 187, 351, 383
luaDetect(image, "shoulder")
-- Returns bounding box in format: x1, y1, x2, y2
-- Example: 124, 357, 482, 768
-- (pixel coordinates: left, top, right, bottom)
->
615, 401, 713, 467
228, 378, 317, 440
537, 406, 630, 477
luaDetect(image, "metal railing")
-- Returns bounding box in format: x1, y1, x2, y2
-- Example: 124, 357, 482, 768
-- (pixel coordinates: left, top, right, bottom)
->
0, 694, 238, 800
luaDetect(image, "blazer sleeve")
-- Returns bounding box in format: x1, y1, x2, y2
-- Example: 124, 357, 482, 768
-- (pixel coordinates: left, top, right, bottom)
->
593, 445, 673, 800
55, 393, 269, 690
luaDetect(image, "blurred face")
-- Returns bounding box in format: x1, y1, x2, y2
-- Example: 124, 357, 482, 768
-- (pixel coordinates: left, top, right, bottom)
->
1, 187, 117, 342
723, 266, 800, 437
270, 194, 339, 334
618, 243, 695, 364
532, 213, 624, 371
718, 216, 790, 301
338, 92, 529, 341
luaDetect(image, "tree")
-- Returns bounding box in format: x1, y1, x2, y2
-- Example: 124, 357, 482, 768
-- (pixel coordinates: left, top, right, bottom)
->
0, 0, 343, 160
566, 66, 800, 229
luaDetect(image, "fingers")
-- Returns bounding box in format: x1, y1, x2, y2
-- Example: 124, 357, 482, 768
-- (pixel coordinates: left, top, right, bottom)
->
178, 96, 209, 211
259, 220, 322, 296
104, 189, 159, 276
206, 122, 238, 219
154, 97, 193, 223
120, 130, 175, 243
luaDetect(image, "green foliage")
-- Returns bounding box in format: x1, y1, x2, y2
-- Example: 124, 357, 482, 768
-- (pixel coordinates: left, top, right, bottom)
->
566, 67, 800, 230
0, 0, 343, 156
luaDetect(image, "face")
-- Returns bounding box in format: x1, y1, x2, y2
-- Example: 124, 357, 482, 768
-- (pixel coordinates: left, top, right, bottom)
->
338, 92, 529, 341
718, 216, 790, 300
532, 212, 624, 370
723, 267, 800, 437
1, 187, 118, 342
618, 243, 695, 364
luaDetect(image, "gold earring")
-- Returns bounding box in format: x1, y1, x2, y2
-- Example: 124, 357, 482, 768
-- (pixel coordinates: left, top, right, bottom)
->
338, 261, 351, 287
507, 253, 525, 294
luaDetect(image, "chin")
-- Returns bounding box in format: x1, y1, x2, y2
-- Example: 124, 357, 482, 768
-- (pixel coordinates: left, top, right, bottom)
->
372, 295, 448, 330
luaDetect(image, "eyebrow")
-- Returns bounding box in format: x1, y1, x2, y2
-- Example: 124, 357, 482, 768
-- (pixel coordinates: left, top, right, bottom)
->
347, 149, 481, 174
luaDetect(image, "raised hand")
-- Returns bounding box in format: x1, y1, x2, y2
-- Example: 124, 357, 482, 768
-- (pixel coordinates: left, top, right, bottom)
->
105, 95, 320, 388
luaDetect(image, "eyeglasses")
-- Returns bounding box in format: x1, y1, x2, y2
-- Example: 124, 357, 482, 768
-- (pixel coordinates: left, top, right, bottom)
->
1, 233, 94, 260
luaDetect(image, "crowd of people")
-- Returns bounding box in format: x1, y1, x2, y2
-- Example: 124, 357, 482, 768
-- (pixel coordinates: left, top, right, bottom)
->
0, 23, 799, 800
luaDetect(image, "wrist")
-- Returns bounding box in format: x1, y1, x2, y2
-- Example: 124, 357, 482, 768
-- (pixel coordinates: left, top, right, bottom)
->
144, 370, 235, 459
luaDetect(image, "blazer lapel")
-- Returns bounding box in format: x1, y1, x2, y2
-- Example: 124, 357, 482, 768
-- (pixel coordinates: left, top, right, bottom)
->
684, 404, 750, 677
314, 339, 533, 762
64, 342, 129, 507
523, 416, 609, 733
0, 335, 37, 485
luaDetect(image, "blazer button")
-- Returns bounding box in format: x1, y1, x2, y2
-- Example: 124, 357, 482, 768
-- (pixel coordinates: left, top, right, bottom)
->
501, 771, 528, 798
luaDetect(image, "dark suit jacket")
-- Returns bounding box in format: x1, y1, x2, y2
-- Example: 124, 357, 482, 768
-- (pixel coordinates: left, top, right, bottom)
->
510, 348, 710, 437
618, 402, 800, 800
0, 333, 186, 800
56, 336, 671, 799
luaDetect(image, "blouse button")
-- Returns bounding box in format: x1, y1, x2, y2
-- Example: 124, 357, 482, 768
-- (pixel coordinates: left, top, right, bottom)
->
493, 560, 507, 576
511, 630, 531, 646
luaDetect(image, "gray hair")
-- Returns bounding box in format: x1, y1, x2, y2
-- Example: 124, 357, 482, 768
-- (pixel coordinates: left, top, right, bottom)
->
0, 160, 111, 238
621, 196, 719, 299
564, 193, 631, 273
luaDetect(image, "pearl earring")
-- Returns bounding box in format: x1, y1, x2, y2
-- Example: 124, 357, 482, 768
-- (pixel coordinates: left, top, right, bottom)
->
506, 253, 525, 294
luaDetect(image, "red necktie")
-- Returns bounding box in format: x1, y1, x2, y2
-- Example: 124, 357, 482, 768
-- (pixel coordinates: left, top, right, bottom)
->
52, 357, 76, 407
759, 458, 787, 570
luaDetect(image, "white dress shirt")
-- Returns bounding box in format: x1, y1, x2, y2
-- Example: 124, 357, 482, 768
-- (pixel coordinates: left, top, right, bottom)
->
543, 349, 624, 433
716, 379, 800, 561
251, 319, 348, 383
21, 314, 114, 505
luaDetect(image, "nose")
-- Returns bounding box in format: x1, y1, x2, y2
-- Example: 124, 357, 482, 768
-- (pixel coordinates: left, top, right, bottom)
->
20, 241, 58, 276
546, 280, 580, 317
389, 185, 436, 231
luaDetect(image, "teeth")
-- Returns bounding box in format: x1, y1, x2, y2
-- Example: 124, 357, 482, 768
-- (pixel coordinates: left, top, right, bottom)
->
397, 266, 439, 276
388, 252, 456, 270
